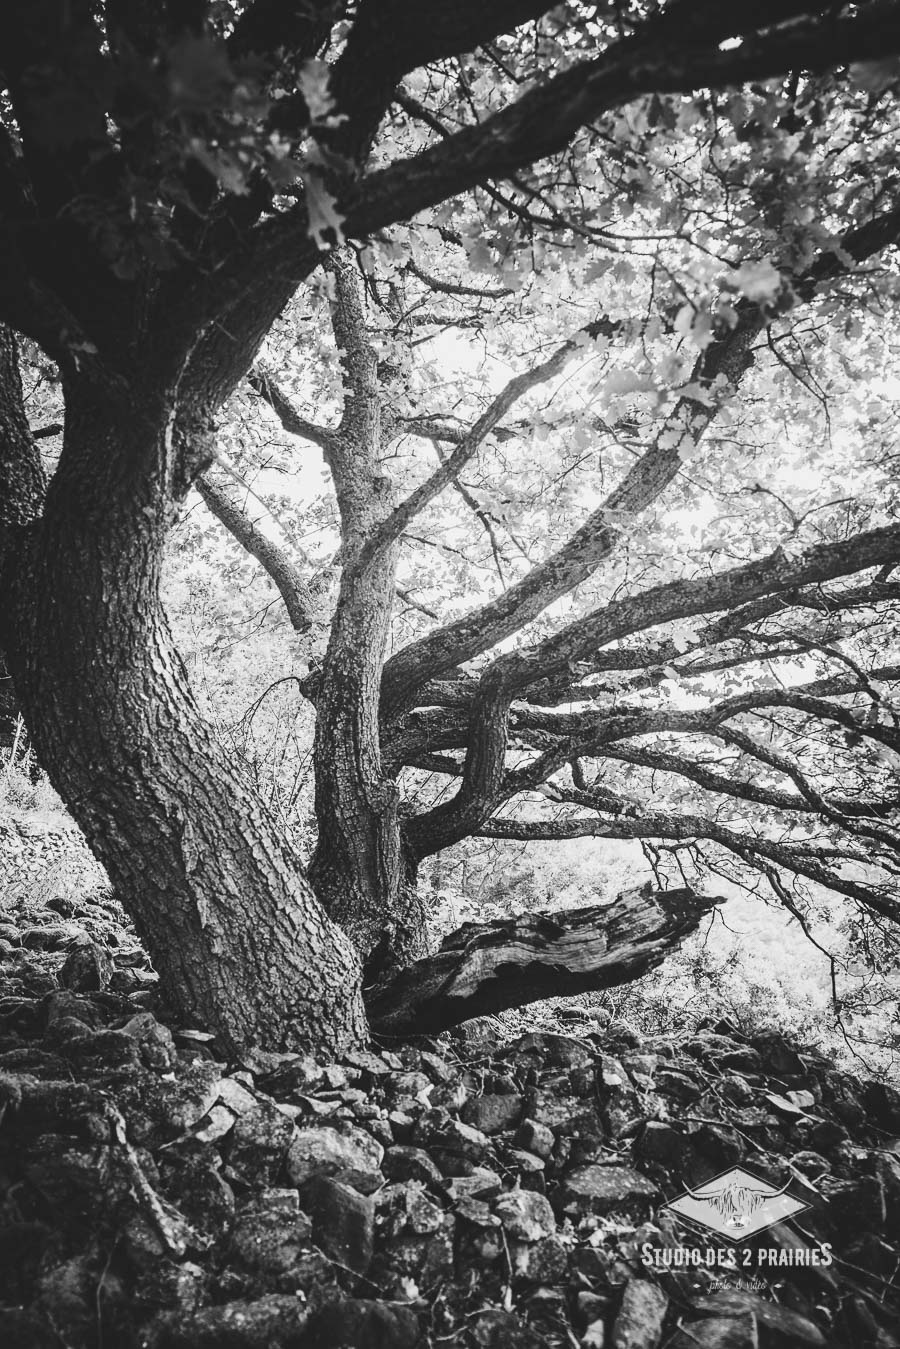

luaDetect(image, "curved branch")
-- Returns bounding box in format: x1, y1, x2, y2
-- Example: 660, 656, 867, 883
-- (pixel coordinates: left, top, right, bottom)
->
477, 803, 900, 924
196, 476, 316, 633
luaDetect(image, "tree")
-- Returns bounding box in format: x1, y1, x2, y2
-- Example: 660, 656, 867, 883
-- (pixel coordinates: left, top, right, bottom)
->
1, 1, 899, 1054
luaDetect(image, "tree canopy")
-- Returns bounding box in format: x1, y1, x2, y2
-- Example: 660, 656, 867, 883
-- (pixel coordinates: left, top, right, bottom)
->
1, 1, 900, 1052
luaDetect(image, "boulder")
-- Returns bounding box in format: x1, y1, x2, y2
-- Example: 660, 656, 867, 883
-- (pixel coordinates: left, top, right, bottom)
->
557, 1165, 658, 1218
287, 1124, 384, 1185
610, 1278, 667, 1349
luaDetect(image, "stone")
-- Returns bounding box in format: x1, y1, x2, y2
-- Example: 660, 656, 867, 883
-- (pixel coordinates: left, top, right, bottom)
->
151, 1293, 308, 1347
576, 1291, 611, 1330
471, 1308, 546, 1347
387, 1111, 416, 1143
461, 1092, 524, 1135
412, 1110, 491, 1165
119, 1011, 178, 1072
120, 1061, 223, 1145
671, 1315, 758, 1349
516, 1118, 556, 1159
504, 1148, 546, 1175
526, 1088, 601, 1137
287, 1124, 384, 1185
228, 1097, 296, 1185
382, 1145, 444, 1188
228, 1189, 312, 1280
691, 1291, 825, 1346
157, 1156, 235, 1246
302, 1298, 419, 1349
495, 1188, 557, 1242
509, 1235, 568, 1283
610, 1278, 667, 1348
689, 1123, 745, 1169
342, 1049, 391, 1079
298, 1175, 375, 1275
507, 1032, 596, 1070
655, 1068, 703, 1104
58, 942, 113, 992
557, 1164, 658, 1218
372, 1184, 455, 1293
635, 1122, 688, 1169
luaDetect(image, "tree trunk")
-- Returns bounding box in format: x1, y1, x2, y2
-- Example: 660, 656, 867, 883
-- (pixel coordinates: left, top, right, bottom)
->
366, 883, 723, 1037
306, 251, 433, 974
308, 554, 432, 974
1, 382, 366, 1056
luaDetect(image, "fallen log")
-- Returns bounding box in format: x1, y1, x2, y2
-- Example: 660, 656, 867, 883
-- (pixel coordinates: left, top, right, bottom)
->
366, 883, 722, 1038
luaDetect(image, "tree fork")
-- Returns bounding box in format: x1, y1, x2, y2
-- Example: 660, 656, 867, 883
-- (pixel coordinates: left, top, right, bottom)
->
365, 882, 722, 1037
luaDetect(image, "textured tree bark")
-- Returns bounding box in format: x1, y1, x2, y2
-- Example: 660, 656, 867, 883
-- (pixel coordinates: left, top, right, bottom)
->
306, 251, 432, 973
0, 380, 367, 1056
366, 883, 722, 1036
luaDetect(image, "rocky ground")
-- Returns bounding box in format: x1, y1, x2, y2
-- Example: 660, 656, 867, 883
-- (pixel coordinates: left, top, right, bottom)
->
0, 878, 899, 1348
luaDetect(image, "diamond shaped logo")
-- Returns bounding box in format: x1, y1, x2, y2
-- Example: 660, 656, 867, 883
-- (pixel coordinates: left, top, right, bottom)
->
664, 1166, 810, 1242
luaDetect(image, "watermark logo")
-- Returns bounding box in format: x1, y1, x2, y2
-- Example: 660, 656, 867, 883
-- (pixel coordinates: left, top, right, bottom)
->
664, 1166, 809, 1242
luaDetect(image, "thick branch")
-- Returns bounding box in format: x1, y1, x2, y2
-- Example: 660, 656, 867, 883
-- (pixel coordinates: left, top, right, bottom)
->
366, 882, 722, 1036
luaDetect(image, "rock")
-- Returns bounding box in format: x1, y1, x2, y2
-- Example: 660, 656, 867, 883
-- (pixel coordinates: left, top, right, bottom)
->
287, 1124, 384, 1185
442, 1167, 503, 1201
583, 1319, 607, 1347
298, 1175, 375, 1274
507, 1032, 595, 1070
691, 1291, 825, 1346
635, 1122, 688, 1169
121, 1060, 223, 1145
151, 1292, 307, 1347
0, 1308, 60, 1349
860, 1079, 900, 1133
58, 942, 113, 992
597, 1054, 640, 1135
228, 1189, 312, 1280
655, 1068, 703, 1104
557, 1164, 658, 1218
302, 1298, 419, 1349
750, 1032, 806, 1076
461, 1092, 524, 1134
373, 1182, 454, 1292
387, 1070, 432, 1101
119, 1011, 178, 1071
412, 1110, 491, 1166
387, 1111, 415, 1143
689, 1122, 745, 1169
820, 1175, 886, 1238
610, 1278, 667, 1348
341, 1049, 392, 1079
382, 1145, 444, 1188
494, 1188, 556, 1241
228, 1096, 296, 1185
504, 1148, 546, 1176
526, 1088, 602, 1137
471, 1308, 545, 1347
157, 1156, 236, 1246
672, 1315, 758, 1349
22, 923, 88, 951
516, 1118, 556, 1159
509, 1234, 568, 1282
576, 1291, 610, 1331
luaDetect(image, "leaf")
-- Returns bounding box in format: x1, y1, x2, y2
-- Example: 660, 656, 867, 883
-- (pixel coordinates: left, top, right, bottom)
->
302, 168, 345, 249
731, 258, 782, 303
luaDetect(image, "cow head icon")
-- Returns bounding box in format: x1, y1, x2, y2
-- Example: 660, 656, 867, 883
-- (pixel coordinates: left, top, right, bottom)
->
665, 1166, 809, 1241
